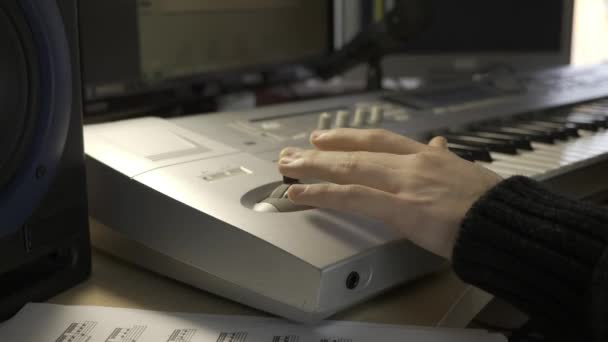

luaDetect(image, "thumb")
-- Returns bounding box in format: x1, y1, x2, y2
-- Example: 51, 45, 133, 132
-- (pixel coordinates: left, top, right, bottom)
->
429, 136, 448, 150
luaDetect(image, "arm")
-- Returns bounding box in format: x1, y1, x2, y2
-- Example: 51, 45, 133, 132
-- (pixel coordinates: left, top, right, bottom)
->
453, 176, 608, 341
278, 128, 608, 341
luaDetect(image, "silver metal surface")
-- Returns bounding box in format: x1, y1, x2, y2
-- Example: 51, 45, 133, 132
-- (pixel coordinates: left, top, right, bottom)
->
85, 62, 608, 322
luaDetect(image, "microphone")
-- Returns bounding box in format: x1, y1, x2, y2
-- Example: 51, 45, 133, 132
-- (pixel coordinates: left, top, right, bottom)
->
315, 0, 433, 87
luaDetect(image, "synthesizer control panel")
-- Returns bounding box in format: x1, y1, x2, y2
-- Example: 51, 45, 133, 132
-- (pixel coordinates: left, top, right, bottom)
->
171, 63, 608, 168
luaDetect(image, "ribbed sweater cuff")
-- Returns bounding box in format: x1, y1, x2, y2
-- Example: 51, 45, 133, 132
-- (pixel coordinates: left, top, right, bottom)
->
452, 176, 608, 335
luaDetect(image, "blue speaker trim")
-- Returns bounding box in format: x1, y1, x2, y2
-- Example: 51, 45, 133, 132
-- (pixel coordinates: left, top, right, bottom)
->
0, 0, 72, 236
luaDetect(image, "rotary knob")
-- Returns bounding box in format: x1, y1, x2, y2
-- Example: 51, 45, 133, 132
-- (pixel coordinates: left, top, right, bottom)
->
368, 106, 384, 127
317, 112, 332, 130
335, 110, 350, 128
351, 108, 367, 128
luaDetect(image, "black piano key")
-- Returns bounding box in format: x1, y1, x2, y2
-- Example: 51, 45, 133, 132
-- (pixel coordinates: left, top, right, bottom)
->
545, 117, 599, 131
443, 134, 519, 155
466, 130, 533, 150
527, 121, 580, 137
447, 143, 493, 162
501, 116, 568, 139
450, 148, 475, 161
567, 112, 608, 127
510, 123, 570, 140
582, 113, 608, 127
574, 106, 608, 118
480, 127, 555, 144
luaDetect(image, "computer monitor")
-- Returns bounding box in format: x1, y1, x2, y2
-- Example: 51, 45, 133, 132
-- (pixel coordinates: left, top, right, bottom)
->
80, 0, 573, 116
377, 0, 574, 80
79, 0, 332, 110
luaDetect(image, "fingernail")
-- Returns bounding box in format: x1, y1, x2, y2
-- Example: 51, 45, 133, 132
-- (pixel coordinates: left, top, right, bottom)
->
288, 184, 307, 198
437, 136, 448, 146
279, 157, 298, 165
280, 147, 301, 158
310, 130, 328, 141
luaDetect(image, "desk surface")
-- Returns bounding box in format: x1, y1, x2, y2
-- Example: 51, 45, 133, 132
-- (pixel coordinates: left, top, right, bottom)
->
49, 248, 491, 328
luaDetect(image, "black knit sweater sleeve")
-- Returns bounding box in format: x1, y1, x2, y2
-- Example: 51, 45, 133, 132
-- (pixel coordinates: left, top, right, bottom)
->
452, 176, 608, 341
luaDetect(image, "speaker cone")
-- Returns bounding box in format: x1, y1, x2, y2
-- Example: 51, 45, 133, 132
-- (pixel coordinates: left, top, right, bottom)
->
0, 7, 37, 191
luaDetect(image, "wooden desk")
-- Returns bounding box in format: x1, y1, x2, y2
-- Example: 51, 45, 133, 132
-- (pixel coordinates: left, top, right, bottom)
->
50, 244, 492, 328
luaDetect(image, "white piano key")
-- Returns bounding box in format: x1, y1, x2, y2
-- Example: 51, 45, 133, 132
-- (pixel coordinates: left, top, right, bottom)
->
531, 147, 597, 165
476, 130, 608, 177
515, 151, 566, 166
528, 135, 608, 165
490, 153, 553, 173
578, 130, 598, 137
532, 141, 604, 156
480, 160, 538, 177
491, 160, 546, 175
469, 123, 608, 179
476, 162, 517, 177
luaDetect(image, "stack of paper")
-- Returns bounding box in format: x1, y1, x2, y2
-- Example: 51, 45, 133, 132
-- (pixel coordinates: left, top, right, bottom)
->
0, 303, 506, 342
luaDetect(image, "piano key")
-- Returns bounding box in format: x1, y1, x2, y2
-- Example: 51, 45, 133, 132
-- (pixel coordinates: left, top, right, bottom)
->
481, 127, 555, 144
512, 153, 564, 169
567, 112, 608, 126
546, 116, 600, 131
531, 141, 607, 163
525, 146, 590, 162
479, 135, 608, 177
466, 130, 533, 150
517, 122, 569, 140
531, 141, 603, 156
476, 163, 514, 178
530, 149, 590, 166
449, 148, 475, 161
528, 133, 607, 158
507, 123, 570, 140
488, 161, 538, 177
492, 151, 561, 170
450, 103, 608, 179
558, 131, 608, 149
482, 144, 605, 176
443, 134, 519, 154
565, 140, 608, 154
447, 143, 493, 162
578, 129, 597, 137
527, 121, 580, 137
575, 106, 608, 116
476, 161, 528, 177
490, 152, 554, 173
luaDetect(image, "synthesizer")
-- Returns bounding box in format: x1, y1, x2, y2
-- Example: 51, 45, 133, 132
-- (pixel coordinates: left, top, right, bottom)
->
83, 62, 608, 322
175, 62, 608, 198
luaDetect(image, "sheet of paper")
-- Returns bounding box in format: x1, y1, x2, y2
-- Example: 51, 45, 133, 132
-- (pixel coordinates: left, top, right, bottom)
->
0, 303, 506, 342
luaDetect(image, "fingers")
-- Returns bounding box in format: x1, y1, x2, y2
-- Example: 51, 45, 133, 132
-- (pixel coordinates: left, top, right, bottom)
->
287, 183, 399, 223
281, 147, 402, 169
279, 147, 303, 159
278, 150, 401, 193
429, 136, 448, 149
310, 128, 428, 155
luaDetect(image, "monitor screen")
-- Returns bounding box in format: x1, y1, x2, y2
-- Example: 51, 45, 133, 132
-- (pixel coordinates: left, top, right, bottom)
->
370, 0, 573, 79
396, 0, 564, 53
80, 0, 332, 102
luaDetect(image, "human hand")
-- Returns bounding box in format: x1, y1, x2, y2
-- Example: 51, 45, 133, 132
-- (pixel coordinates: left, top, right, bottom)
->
278, 128, 503, 260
